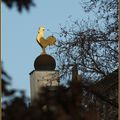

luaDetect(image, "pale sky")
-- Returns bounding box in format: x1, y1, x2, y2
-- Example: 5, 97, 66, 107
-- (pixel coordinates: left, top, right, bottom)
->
2, 0, 94, 97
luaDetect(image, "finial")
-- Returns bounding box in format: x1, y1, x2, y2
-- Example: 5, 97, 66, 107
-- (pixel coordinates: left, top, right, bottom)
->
36, 26, 56, 54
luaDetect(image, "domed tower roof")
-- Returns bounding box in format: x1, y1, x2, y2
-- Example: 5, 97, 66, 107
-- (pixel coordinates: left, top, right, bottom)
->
34, 54, 56, 70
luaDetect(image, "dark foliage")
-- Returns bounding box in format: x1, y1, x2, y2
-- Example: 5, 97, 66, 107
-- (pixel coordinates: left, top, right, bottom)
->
1, 64, 15, 96
2, 81, 99, 120
2, 68, 118, 120
2, 0, 35, 12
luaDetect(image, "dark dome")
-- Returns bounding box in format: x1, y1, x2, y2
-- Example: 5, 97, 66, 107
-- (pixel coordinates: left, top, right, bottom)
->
34, 54, 56, 70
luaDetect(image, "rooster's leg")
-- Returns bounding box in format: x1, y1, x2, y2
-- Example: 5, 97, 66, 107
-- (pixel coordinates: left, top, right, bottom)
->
42, 47, 46, 54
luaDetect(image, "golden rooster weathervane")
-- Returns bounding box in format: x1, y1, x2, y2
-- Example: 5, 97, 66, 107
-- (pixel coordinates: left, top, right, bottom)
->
36, 26, 56, 54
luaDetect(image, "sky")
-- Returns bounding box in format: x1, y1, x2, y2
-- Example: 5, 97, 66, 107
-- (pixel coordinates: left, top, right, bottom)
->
2, 0, 94, 97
